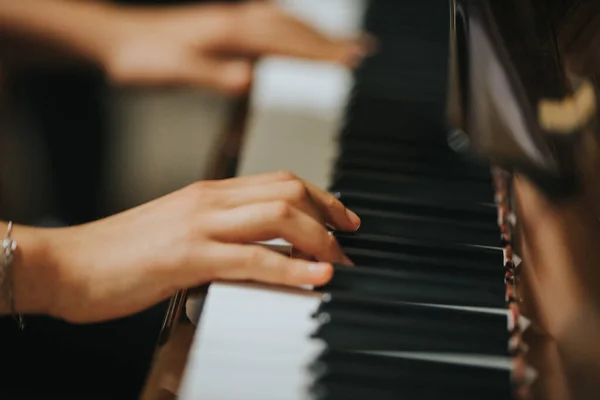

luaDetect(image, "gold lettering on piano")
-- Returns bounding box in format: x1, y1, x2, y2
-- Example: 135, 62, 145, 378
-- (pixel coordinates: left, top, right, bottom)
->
538, 80, 597, 134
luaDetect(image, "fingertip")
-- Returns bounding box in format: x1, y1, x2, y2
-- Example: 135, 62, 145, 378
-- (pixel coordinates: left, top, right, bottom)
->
345, 208, 361, 231
327, 202, 360, 233
332, 207, 361, 232
360, 33, 379, 55
342, 255, 355, 266
220, 61, 253, 94
340, 33, 379, 68
306, 262, 334, 285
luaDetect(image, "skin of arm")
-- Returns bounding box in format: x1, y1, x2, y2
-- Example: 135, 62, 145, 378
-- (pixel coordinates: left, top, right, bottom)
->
0, 221, 60, 316
0, 1, 116, 315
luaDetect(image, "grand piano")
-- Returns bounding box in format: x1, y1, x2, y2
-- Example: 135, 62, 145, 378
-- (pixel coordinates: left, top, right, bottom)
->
142, 0, 600, 399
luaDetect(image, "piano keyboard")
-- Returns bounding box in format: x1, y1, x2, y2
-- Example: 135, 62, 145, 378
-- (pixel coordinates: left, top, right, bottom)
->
179, 0, 534, 399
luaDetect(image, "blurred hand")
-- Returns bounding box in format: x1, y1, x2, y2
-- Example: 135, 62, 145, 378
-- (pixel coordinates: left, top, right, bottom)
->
104, 2, 373, 94
36, 171, 359, 323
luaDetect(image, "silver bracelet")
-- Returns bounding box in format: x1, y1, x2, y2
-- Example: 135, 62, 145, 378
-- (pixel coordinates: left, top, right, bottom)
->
2, 222, 24, 329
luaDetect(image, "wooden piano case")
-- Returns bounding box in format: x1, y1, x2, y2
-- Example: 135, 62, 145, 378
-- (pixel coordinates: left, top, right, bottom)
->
450, 0, 600, 398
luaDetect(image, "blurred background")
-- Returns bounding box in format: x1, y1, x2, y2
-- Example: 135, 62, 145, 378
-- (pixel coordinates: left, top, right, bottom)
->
0, 1, 236, 227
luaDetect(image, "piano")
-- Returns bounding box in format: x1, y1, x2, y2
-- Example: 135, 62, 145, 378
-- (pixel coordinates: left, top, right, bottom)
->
142, 0, 600, 399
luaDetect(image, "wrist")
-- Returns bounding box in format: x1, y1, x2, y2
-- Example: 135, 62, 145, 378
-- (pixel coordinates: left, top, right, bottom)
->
8, 224, 64, 317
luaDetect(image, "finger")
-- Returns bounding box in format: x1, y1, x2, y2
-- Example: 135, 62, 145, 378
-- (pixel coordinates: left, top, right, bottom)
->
207, 170, 302, 188
221, 180, 325, 225
211, 243, 334, 287
212, 3, 376, 67
182, 56, 253, 95
208, 171, 360, 231
290, 247, 316, 261
302, 181, 361, 231
209, 201, 352, 265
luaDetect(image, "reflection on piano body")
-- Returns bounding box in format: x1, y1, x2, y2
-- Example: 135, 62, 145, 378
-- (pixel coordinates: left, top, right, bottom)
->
143, 0, 600, 399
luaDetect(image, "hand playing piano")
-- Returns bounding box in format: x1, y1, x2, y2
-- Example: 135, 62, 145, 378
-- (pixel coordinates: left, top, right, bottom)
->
10, 172, 359, 323
104, 1, 372, 93
1, 1, 372, 94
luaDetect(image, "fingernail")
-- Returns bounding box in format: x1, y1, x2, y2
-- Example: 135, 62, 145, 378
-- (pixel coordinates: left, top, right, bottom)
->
345, 34, 379, 68
345, 208, 361, 230
222, 62, 253, 92
342, 255, 355, 266
359, 33, 379, 56
307, 262, 331, 274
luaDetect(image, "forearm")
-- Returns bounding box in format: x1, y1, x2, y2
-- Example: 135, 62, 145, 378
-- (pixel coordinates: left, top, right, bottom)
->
0, 221, 60, 316
0, 0, 120, 68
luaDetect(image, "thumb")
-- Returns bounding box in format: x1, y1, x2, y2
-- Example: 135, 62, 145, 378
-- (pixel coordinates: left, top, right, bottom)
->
182, 57, 253, 95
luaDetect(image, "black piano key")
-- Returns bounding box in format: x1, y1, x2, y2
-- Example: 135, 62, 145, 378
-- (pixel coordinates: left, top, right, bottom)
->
363, 0, 449, 36
334, 190, 497, 223
336, 136, 482, 165
333, 167, 494, 194
333, 145, 492, 185
354, 66, 447, 106
319, 265, 505, 308
334, 154, 491, 183
354, 45, 448, 104
337, 208, 500, 246
312, 293, 509, 355
341, 247, 459, 272
335, 232, 501, 269
338, 122, 450, 150
311, 380, 510, 400
340, 247, 499, 275
310, 351, 513, 400
304, 0, 518, 396
330, 171, 494, 206
341, 95, 448, 140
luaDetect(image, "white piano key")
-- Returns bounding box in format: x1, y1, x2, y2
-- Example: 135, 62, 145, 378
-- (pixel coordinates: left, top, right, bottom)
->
236, 57, 351, 190
184, 293, 204, 324
182, 2, 366, 393
277, 0, 367, 37
184, 239, 292, 323
236, 1, 367, 190
255, 237, 293, 254
179, 282, 323, 400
